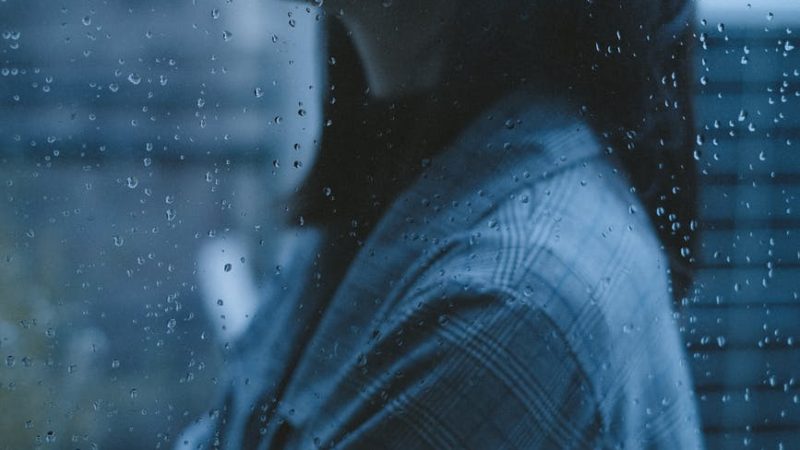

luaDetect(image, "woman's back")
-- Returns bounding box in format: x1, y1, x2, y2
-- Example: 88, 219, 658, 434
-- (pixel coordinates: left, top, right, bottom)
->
177, 92, 703, 449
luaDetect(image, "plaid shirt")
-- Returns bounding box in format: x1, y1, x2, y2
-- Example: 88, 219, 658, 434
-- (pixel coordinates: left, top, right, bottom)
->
177, 92, 705, 449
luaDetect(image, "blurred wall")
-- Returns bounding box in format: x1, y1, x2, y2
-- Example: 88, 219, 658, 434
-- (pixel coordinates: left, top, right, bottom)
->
0, 1, 322, 448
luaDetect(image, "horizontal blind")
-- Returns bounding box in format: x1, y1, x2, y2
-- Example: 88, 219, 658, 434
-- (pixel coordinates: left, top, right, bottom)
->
690, 17, 800, 450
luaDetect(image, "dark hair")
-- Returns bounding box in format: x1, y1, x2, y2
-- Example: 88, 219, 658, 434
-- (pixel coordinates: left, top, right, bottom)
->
303, 0, 696, 301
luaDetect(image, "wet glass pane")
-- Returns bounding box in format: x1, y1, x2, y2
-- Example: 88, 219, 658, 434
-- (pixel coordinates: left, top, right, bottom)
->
2, 0, 798, 449
691, 1, 800, 448
1, 1, 320, 447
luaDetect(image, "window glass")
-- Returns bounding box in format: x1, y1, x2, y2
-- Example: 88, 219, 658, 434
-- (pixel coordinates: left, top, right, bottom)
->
1, 1, 799, 448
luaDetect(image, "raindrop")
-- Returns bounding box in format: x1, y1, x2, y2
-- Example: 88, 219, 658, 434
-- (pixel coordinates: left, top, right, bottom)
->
738, 109, 748, 122
696, 134, 705, 146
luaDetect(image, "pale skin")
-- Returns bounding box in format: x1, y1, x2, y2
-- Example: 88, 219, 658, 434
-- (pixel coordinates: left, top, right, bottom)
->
322, 0, 457, 98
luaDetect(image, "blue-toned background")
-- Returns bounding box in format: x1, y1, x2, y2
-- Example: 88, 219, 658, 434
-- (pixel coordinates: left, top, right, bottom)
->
1, 0, 798, 448
689, 2, 800, 448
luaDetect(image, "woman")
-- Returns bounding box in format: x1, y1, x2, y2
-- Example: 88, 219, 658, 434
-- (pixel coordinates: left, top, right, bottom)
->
179, 0, 704, 448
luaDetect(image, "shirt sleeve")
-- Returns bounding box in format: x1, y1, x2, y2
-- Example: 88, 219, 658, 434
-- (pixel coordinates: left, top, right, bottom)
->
314, 292, 603, 450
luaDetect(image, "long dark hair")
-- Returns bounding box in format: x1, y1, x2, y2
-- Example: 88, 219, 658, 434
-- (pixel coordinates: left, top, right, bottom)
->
301, 0, 696, 301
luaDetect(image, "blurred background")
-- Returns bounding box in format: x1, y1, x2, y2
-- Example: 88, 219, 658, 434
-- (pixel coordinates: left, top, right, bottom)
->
1, 0, 799, 448
689, 1, 800, 449
0, 1, 321, 448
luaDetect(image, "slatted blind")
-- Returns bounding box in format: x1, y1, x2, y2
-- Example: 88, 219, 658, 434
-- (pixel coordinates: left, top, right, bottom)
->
690, 4, 800, 448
